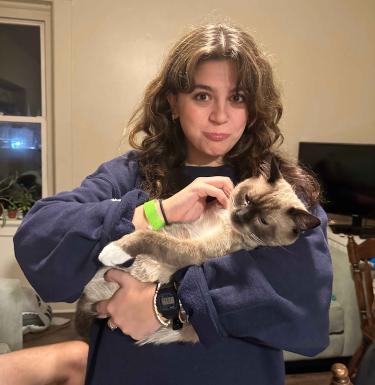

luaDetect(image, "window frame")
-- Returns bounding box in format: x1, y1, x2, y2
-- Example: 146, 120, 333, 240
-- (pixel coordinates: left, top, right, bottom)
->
0, 1, 53, 197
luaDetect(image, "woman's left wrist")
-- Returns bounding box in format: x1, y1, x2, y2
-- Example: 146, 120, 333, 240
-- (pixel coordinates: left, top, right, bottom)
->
158, 200, 170, 226
159, 198, 175, 224
153, 282, 188, 330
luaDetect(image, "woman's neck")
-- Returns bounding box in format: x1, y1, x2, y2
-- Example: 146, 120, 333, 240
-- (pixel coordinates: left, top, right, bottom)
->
185, 150, 223, 167
185, 158, 224, 167
185, 162, 224, 167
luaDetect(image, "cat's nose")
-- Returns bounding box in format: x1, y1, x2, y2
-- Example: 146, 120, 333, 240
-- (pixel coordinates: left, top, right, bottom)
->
232, 208, 253, 224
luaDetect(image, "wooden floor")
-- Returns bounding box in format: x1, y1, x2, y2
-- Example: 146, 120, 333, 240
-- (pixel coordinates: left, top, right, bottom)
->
23, 312, 83, 348
23, 313, 332, 385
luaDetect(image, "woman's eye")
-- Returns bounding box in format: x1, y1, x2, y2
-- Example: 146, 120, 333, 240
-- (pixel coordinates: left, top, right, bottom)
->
259, 217, 269, 225
231, 94, 245, 103
194, 93, 210, 101
244, 194, 251, 206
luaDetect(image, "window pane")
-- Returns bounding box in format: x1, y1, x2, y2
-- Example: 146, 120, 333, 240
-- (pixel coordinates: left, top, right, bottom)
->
0, 23, 41, 116
0, 122, 42, 201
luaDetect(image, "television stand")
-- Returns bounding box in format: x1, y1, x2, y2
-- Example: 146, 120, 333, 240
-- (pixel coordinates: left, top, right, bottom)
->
329, 224, 375, 238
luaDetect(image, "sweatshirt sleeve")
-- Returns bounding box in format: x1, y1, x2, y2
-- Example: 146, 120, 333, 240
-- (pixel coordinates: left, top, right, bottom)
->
177, 204, 333, 355
13, 154, 149, 303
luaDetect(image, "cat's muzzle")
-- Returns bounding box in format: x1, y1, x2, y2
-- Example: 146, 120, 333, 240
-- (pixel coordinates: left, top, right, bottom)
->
231, 206, 258, 225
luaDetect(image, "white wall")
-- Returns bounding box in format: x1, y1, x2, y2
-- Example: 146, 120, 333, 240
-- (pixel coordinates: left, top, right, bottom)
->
65, 0, 375, 187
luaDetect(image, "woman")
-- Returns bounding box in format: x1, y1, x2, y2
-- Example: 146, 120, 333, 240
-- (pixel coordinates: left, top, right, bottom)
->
13, 23, 332, 385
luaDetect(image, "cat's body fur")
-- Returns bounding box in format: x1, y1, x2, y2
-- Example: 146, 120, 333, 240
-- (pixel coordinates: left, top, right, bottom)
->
76, 159, 320, 345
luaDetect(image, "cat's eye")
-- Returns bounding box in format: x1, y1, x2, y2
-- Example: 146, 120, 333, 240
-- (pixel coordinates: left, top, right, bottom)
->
244, 194, 251, 206
259, 217, 269, 225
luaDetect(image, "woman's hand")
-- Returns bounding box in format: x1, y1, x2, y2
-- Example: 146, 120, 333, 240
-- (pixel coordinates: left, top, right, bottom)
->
163, 176, 234, 223
132, 176, 234, 229
96, 269, 160, 341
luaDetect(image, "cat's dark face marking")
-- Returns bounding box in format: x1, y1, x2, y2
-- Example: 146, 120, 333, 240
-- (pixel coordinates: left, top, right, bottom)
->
230, 162, 320, 246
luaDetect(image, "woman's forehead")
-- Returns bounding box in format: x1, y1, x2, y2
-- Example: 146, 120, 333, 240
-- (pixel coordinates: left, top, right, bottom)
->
191, 60, 241, 88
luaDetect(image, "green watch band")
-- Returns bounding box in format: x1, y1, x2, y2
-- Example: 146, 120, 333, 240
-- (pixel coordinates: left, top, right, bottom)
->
143, 199, 165, 230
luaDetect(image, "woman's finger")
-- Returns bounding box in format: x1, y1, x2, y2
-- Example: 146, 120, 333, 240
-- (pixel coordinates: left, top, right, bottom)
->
95, 299, 110, 316
195, 176, 234, 196
195, 184, 230, 208
104, 268, 128, 283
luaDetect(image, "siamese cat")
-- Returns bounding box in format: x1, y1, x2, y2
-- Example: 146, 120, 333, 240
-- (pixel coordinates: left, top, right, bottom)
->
76, 157, 320, 345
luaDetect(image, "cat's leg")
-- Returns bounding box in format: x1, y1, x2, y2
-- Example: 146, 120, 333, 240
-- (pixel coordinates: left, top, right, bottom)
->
129, 255, 175, 284
98, 242, 133, 266
103, 229, 236, 268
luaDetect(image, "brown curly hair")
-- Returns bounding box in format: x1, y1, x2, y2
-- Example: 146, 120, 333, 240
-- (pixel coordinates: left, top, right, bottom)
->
127, 23, 320, 207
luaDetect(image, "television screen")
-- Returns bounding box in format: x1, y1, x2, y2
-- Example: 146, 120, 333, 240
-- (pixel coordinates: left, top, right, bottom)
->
298, 142, 375, 221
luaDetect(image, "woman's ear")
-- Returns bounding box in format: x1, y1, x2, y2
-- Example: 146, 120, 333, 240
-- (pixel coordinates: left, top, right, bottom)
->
167, 93, 179, 119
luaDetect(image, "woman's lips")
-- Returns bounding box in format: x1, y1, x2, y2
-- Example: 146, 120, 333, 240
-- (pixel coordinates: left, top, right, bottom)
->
203, 132, 230, 141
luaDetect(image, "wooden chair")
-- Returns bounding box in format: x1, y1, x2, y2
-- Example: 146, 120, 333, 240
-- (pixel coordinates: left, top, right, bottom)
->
346, 235, 375, 379
331, 363, 353, 385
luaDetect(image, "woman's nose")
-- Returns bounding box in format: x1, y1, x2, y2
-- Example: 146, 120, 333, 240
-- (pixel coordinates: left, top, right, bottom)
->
209, 101, 229, 124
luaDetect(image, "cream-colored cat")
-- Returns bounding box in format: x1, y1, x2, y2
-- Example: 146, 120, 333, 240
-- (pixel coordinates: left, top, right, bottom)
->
76, 158, 320, 345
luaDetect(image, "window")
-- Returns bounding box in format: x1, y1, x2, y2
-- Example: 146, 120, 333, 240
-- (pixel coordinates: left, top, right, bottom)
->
0, 2, 52, 216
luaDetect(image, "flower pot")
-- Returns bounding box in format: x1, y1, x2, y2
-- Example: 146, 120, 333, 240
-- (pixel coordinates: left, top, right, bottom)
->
7, 209, 18, 219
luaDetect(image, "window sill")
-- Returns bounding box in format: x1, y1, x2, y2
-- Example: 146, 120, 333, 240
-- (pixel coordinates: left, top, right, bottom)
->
0, 219, 21, 237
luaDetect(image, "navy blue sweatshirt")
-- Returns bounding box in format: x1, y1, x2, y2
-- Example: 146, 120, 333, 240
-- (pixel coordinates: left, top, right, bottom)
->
14, 151, 332, 385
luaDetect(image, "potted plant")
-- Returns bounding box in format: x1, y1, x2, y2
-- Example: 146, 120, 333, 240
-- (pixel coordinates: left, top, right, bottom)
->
6, 200, 18, 219
13, 183, 36, 217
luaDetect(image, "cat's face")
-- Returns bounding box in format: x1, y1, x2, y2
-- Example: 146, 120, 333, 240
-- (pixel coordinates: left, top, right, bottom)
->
229, 159, 321, 246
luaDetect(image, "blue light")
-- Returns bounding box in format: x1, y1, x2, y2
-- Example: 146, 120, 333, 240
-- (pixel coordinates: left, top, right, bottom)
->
11, 140, 23, 149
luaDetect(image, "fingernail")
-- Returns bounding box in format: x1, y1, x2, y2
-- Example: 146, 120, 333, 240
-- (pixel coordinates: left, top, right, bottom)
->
104, 269, 112, 281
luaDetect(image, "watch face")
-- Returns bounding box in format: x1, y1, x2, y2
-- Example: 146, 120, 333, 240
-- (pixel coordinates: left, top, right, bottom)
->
156, 289, 180, 319
156, 283, 180, 319
159, 293, 177, 310
161, 296, 176, 307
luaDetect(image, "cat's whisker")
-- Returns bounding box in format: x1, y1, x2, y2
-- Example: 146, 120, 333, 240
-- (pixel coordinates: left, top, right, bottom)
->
260, 245, 294, 255
268, 214, 278, 223
248, 232, 266, 245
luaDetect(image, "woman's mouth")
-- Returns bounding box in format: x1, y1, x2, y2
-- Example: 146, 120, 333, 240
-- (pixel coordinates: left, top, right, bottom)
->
203, 132, 230, 141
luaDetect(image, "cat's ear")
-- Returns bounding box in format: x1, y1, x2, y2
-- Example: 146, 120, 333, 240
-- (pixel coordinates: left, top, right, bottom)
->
288, 207, 321, 232
268, 156, 282, 184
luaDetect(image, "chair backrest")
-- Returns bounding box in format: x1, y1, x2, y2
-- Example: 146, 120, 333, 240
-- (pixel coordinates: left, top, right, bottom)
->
346, 236, 375, 330
331, 363, 353, 385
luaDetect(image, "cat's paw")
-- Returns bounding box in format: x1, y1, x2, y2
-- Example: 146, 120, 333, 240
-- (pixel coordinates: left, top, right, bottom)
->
98, 243, 133, 266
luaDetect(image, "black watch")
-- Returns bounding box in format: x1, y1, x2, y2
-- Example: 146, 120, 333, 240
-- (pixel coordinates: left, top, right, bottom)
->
155, 282, 180, 320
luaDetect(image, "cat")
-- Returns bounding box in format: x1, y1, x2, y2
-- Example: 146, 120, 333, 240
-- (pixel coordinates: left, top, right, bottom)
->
75, 157, 321, 345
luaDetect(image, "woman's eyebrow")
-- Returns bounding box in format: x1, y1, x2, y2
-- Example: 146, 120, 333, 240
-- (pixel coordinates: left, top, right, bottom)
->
191, 84, 212, 91
191, 84, 244, 93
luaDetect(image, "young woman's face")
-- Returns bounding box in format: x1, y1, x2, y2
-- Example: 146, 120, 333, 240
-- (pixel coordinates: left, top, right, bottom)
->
168, 60, 248, 166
